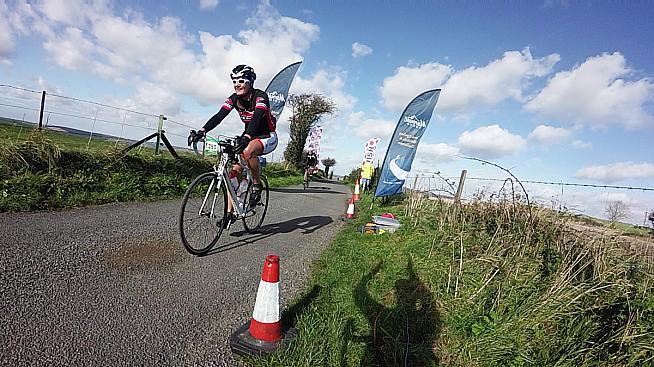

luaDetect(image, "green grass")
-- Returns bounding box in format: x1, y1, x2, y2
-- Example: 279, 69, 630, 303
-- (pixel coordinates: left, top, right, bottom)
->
573, 214, 653, 238
246, 192, 654, 366
0, 124, 303, 211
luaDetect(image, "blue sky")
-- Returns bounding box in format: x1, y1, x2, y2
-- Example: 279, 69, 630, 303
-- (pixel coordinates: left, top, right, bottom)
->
1, 0, 653, 223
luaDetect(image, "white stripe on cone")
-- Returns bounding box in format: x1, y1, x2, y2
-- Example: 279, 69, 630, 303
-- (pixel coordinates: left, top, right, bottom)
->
252, 280, 280, 323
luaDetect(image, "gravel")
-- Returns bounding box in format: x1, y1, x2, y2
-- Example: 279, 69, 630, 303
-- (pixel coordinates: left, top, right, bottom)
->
0, 182, 350, 366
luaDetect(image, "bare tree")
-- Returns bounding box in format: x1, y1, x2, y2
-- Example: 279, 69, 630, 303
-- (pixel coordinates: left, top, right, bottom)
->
605, 200, 630, 223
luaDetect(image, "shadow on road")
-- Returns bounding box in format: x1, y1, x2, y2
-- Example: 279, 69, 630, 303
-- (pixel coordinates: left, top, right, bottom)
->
200, 215, 334, 257
270, 186, 347, 195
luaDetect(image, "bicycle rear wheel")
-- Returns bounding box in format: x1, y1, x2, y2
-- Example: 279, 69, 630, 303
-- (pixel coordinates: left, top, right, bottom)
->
242, 176, 269, 233
179, 172, 227, 255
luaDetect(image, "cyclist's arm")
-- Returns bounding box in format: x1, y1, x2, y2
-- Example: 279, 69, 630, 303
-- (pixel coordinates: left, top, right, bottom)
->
243, 94, 271, 139
202, 96, 235, 132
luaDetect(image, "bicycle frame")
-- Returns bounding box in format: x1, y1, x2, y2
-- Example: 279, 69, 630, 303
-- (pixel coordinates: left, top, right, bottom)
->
199, 150, 250, 219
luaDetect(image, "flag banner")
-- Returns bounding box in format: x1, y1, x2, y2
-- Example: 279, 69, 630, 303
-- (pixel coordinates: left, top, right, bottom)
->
265, 61, 302, 119
374, 89, 441, 197
307, 126, 323, 158
363, 137, 380, 163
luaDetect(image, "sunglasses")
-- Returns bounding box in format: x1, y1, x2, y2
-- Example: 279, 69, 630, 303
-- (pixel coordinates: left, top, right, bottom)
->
232, 78, 250, 85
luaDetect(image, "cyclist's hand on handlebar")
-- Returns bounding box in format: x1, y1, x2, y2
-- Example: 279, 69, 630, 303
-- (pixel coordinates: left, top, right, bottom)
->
187, 129, 205, 146
234, 135, 250, 154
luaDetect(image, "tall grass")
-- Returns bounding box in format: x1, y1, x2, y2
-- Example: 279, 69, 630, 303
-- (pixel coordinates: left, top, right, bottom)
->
0, 129, 303, 211
249, 190, 653, 366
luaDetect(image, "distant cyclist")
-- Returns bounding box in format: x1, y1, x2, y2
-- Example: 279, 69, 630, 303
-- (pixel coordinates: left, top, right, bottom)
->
303, 150, 318, 183
189, 64, 277, 217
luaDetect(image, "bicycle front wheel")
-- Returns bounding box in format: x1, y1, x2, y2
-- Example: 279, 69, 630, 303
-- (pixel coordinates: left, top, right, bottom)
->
243, 176, 269, 233
179, 172, 227, 255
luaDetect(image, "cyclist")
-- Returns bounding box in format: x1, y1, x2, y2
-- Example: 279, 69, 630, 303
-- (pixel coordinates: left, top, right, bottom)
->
190, 64, 277, 225
303, 150, 318, 184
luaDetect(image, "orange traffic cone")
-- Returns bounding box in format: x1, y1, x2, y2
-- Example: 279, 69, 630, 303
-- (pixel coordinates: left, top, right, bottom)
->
353, 180, 361, 201
229, 255, 296, 356
344, 198, 355, 220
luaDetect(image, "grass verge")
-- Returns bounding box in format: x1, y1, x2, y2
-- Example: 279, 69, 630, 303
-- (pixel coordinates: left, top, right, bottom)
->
0, 128, 302, 211
247, 191, 654, 366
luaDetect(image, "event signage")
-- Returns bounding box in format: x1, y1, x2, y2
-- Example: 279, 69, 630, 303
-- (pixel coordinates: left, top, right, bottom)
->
363, 137, 380, 163
374, 89, 441, 197
265, 61, 302, 119
307, 126, 323, 158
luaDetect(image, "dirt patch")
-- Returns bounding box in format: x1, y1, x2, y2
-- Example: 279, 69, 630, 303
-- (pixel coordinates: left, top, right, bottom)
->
104, 240, 184, 271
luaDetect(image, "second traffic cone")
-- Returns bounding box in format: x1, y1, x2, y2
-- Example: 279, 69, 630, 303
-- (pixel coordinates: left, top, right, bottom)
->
344, 198, 355, 219
229, 255, 297, 357
353, 179, 361, 201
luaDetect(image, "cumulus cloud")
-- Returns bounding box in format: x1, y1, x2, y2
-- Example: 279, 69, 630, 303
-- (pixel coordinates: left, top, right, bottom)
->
380, 63, 453, 111
346, 111, 395, 139
527, 124, 571, 144
526, 52, 654, 129
458, 124, 526, 159
571, 139, 592, 149
380, 48, 560, 113
199, 0, 219, 11
293, 69, 356, 113
575, 162, 654, 183
417, 142, 459, 163
352, 42, 372, 58
8, 0, 319, 106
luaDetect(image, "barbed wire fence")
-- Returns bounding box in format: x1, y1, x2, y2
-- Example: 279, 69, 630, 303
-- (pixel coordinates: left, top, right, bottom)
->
0, 84, 198, 151
0, 84, 289, 163
407, 169, 654, 227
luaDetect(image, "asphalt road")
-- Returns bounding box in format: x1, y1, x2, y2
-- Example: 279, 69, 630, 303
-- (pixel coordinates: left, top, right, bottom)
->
0, 181, 350, 366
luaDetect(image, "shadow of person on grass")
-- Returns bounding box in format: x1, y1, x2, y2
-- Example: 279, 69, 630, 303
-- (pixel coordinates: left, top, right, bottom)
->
348, 258, 441, 366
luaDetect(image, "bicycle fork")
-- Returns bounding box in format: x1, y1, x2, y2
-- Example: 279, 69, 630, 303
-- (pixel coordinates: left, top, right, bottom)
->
199, 176, 220, 218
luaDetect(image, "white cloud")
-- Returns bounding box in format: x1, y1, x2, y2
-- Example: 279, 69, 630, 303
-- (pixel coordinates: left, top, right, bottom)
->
439, 48, 560, 112
417, 142, 459, 163
346, 111, 394, 139
36, 0, 110, 27
575, 162, 654, 183
526, 52, 654, 129
380, 48, 560, 113
199, 0, 219, 11
571, 139, 592, 149
9, 1, 319, 106
293, 69, 357, 114
380, 62, 452, 111
527, 124, 571, 144
352, 42, 372, 58
458, 124, 526, 159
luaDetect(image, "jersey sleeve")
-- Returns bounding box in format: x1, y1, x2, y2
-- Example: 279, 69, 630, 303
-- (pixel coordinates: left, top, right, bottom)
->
202, 95, 236, 132
244, 91, 272, 138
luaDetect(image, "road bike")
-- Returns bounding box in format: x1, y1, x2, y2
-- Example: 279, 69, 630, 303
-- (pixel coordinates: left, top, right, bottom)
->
303, 166, 318, 190
179, 133, 269, 255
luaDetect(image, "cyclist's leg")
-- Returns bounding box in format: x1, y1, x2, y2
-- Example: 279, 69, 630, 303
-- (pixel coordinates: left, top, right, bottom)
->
227, 163, 243, 213
244, 133, 278, 183
243, 140, 263, 184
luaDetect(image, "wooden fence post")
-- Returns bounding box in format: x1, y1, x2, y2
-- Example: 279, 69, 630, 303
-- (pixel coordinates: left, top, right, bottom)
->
38, 91, 46, 130
454, 169, 467, 203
